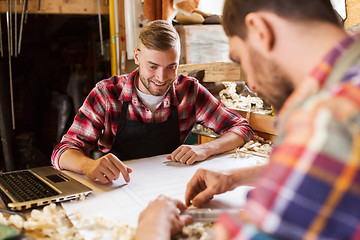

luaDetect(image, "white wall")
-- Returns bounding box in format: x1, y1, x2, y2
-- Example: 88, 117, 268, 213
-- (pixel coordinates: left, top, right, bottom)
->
197, 0, 225, 15
197, 0, 346, 19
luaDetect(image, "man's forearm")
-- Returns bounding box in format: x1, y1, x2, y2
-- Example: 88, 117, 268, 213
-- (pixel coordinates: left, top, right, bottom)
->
229, 164, 267, 188
200, 132, 245, 158
59, 149, 91, 175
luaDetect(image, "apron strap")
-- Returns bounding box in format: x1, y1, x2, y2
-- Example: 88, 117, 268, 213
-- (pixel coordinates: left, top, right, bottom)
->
116, 101, 130, 136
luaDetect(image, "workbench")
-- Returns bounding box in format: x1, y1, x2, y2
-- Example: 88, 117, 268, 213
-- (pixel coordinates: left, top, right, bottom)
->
1, 152, 266, 239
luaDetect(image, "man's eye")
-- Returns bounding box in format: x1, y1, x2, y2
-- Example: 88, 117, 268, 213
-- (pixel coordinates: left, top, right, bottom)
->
149, 66, 157, 70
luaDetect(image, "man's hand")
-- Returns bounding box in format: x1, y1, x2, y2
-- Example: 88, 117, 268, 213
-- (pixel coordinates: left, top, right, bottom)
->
82, 153, 132, 184
166, 132, 246, 165
185, 169, 235, 207
136, 195, 193, 240
185, 165, 266, 207
167, 145, 209, 165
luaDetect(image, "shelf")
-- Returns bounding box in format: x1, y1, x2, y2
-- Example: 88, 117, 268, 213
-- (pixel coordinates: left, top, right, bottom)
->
0, 0, 109, 15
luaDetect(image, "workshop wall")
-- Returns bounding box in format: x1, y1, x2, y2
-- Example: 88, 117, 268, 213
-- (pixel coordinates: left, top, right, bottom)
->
0, 14, 110, 170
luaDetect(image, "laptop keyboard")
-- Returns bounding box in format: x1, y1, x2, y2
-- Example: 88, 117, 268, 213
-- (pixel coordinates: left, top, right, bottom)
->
0, 170, 59, 202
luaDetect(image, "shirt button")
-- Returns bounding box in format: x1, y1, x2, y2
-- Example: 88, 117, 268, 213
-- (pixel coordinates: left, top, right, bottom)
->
146, 109, 149, 112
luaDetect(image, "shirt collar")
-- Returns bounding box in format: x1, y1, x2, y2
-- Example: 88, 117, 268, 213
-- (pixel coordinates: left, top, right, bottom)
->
119, 68, 138, 102
118, 68, 180, 107
310, 33, 360, 87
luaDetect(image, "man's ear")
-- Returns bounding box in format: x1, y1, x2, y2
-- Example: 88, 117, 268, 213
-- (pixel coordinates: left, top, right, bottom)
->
245, 13, 275, 53
134, 48, 140, 65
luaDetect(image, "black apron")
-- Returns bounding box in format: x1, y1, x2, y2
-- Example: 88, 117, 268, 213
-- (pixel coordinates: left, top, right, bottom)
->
110, 101, 181, 160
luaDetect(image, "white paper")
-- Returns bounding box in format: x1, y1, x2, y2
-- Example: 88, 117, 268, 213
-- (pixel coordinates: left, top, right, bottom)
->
61, 153, 265, 239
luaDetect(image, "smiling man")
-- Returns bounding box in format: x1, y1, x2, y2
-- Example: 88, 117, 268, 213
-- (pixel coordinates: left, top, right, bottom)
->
51, 20, 253, 184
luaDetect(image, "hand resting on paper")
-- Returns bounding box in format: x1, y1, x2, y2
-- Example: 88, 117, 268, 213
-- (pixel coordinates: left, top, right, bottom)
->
166, 132, 246, 165
82, 153, 133, 184
166, 144, 208, 165
59, 150, 132, 184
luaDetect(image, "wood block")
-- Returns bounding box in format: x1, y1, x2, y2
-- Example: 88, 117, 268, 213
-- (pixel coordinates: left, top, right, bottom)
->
178, 62, 247, 82
198, 135, 216, 144
232, 109, 277, 136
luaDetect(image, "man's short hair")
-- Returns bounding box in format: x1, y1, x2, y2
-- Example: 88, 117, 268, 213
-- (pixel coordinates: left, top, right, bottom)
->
138, 20, 180, 51
223, 0, 341, 39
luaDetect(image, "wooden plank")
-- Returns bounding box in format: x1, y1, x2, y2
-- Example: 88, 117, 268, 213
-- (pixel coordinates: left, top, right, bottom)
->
198, 135, 216, 144
178, 62, 247, 82
197, 130, 275, 144
232, 109, 277, 136
345, 0, 360, 29
0, 0, 109, 15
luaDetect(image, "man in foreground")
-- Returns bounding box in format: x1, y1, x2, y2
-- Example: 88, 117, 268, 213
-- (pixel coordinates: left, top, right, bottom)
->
135, 0, 360, 239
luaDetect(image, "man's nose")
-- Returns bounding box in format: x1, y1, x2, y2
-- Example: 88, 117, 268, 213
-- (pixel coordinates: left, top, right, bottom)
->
155, 69, 166, 82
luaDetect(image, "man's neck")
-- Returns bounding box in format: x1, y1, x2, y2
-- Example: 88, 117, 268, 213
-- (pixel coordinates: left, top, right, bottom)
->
275, 22, 347, 88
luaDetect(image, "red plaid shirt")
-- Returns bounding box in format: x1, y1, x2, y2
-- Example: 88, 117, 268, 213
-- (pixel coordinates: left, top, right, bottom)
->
51, 69, 253, 168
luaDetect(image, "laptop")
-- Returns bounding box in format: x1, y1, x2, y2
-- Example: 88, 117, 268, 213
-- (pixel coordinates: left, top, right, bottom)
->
0, 166, 92, 211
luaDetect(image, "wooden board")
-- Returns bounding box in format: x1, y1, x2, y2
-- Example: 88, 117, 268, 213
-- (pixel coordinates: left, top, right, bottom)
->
178, 62, 247, 82
198, 135, 216, 144
232, 109, 277, 136
0, 0, 109, 15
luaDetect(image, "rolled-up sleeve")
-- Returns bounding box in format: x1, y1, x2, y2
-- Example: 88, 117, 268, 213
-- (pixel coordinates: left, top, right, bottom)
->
195, 82, 254, 142
51, 86, 107, 169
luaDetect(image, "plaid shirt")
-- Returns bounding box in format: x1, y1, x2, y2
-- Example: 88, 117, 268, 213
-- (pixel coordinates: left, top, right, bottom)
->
218, 34, 360, 239
51, 69, 253, 168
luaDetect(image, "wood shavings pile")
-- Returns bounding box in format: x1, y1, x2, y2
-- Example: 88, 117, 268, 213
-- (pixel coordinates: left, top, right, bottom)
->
0, 203, 136, 240
0, 203, 214, 240
233, 135, 272, 160
0, 203, 82, 240
72, 212, 135, 240
219, 82, 263, 110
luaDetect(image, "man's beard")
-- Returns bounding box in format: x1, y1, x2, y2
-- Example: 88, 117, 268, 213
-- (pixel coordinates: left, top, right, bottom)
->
248, 47, 294, 113
138, 69, 175, 96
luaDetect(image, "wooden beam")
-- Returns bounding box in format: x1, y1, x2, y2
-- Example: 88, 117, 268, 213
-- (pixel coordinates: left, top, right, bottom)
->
178, 62, 247, 82
118, 0, 127, 74
0, 0, 109, 15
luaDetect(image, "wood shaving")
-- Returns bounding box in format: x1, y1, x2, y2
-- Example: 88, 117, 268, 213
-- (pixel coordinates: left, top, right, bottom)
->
219, 82, 263, 110
1, 197, 213, 240
1, 203, 82, 239
233, 135, 272, 161
174, 222, 213, 240
72, 212, 136, 240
